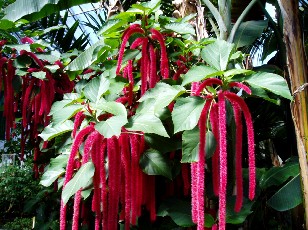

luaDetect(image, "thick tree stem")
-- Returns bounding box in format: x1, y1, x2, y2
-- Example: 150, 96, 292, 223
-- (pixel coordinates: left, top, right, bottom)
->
278, 0, 308, 228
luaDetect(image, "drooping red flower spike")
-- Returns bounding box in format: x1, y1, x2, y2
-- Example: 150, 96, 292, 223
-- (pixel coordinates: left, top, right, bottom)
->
218, 91, 227, 230
195, 78, 223, 96
224, 91, 256, 201
229, 82, 252, 95
150, 28, 169, 79
232, 103, 244, 212
209, 102, 220, 196
116, 25, 145, 75
60, 124, 95, 230
72, 130, 100, 230
72, 111, 86, 138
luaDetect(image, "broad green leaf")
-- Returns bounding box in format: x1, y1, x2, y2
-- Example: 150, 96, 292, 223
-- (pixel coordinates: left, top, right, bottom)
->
40, 167, 65, 187
259, 160, 300, 189
182, 127, 199, 163
6, 44, 31, 52
250, 85, 279, 104
224, 69, 253, 77
245, 72, 292, 100
0, 19, 15, 30
3, 0, 100, 22
131, 0, 160, 14
182, 128, 216, 163
40, 155, 68, 187
84, 75, 110, 103
233, 20, 268, 48
181, 65, 223, 86
95, 115, 127, 138
267, 174, 302, 211
139, 149, 172, 179
201, 39, 234, 71
39, 120, 74, 141
44, 64, 60, 73
172, 97, 206, 133
125, 113, 169, 137
144, 134, 181, 154
206, 131, 217, 159
49, 100, 73, 116
52, 104, 83, 124
165, 22, 195, 35
94, 101, 127, 116
157, 198, 195, 227
32, 71, 46, 80
97, 19, 126, 36
139, 83, 186, 112
62, 162, 95, 205
65, 39, 106, 71
226, 197, 254, 224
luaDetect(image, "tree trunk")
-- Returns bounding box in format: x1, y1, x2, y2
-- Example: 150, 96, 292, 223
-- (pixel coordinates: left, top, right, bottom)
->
278, 0, 308, 228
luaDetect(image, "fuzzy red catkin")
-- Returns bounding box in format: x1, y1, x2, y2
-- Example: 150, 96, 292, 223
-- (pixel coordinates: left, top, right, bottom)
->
20, 50, 44, 69
218, 92, 227, 230
72, 130, 100, 230
73, 111, 86, 138
130, 37, 144, 49
195, 78, 223, 96
150, 28, 169, 79
191, 162, 198, 223
99, 138, 108, 230
107, 137, 121, 230
120, 133, 132, 229
173, 65, 187, 81
141, 38, 149, 95
0, 57, 8, 95
149, 44, 157, 89
229, 82, 252, 95
60, 124, 95, 230
116, 26, 144, 75
191, 82, 200, 96
129, 134, 139, 225
210, 103, 220, 196
127, 60, 134, 106
232, 103, 244, 212
224, 91, 255, 200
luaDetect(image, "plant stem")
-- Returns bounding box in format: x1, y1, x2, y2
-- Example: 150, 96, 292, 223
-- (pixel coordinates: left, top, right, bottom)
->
228, 0, 258, 43
218, 0, 231, 40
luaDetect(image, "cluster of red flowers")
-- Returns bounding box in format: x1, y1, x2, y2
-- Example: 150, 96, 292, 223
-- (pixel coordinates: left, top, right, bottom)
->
0, 38, 74, 176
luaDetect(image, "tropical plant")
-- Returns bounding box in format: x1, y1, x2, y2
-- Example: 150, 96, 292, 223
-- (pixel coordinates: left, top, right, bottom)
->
0, 0, 305, 229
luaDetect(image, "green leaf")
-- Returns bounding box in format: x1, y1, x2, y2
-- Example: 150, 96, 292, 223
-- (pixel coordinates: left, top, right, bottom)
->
259, 160, 300, 189
32, 71, 46, 80
139, 83, 186, 112
65, 39, 106, 71
164, 22, 195, 35
182, 127, 199, 163
52, 104, 83, 124
245, 72, 292, 100
226, 197, 254, 224
95, 115, 127, 138
84, 75, 110, 103
39, 120, 74, 141
94, 101, 127, 116
182, 128, 216, 163
157, 198, 195, 227
224, 69, 253, 77
0, 19, 15, 30
49, 100, 73, 115
97, 19, 126, 36
267, 174, 302, 211
40, 155, 68, 187
62, 162, 95, 205
172, 97, 205, 133
144, 134, 181, 154
181, 65, 223, 86
206, 131, 217, 159
233, 20, 268, 48
201, 39, 234, 71
125, 113, 169, 137
139, 149, 172, 179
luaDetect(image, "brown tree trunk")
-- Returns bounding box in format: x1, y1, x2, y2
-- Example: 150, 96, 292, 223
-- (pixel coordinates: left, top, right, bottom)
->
279, 0, 308, 228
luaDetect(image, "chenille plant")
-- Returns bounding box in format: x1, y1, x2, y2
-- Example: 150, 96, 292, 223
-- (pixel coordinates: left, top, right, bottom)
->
0, 0, 293, 229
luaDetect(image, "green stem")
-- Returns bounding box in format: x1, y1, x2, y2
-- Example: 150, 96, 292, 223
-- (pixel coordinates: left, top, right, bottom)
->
228, 0, 258, 43
202, 0, 227, 38
218, 0, 231, 40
